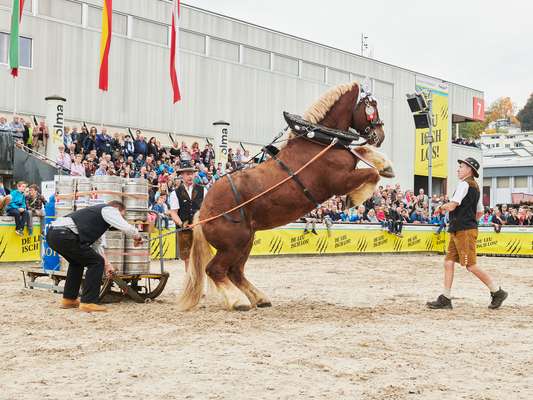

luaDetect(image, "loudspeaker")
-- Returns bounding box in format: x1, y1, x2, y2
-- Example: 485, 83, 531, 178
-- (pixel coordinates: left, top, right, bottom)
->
406, 93, 428, 113
413, 113, 431, 129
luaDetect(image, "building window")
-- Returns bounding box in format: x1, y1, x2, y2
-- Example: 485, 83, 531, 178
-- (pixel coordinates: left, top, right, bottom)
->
483, 177, 492, 186
87, 6, 128, 35
514, 176, 528, 188
351, 73, 366, 84
301, 61, 325, 82
496, 177, 509, 188
133, 18, 168, 45
242, 46, 270, 69
0, 32, 32, 68
209, 38, 239, 62
39, 0, 82, 25
328, 68, 350, 85
180, 30, 205, 54
273, 54, 298, 76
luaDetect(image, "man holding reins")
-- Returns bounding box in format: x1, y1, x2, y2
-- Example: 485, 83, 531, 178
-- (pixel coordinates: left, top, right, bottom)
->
169, 162, 207, 270
427, 157, 508, 310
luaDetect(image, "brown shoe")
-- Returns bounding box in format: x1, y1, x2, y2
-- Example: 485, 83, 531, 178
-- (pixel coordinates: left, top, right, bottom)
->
60, 298, 80, 309
79, 303, 108, 312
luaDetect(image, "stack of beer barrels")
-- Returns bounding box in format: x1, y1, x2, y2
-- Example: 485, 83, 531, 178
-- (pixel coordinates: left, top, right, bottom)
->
122, 178, 150, 275
53, 175, 151, 275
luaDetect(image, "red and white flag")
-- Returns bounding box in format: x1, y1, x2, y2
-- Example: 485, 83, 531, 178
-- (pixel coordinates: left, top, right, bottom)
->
170, 0, 181, 103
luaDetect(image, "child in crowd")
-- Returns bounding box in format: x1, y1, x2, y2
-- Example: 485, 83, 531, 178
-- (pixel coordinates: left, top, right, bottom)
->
151, 194, 170, 230
5, 181, 29, 236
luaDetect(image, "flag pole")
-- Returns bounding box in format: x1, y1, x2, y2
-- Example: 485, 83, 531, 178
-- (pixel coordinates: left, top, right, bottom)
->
100, 90, 105, 130
12, 77, 17, 119
170, 0, 181, 139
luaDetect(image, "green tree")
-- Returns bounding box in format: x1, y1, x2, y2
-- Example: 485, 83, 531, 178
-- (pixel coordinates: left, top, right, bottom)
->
517, 93, 533, 131
486, 97, 516, 125
459, 121, 484, 139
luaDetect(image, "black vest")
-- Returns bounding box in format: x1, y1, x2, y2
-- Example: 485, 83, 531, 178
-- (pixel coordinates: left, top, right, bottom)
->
448, 177, 480, 233
176, 184, 204, 224
67, 204, 111, 245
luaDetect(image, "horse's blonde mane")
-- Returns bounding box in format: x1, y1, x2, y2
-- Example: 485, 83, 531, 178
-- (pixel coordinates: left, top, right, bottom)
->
282, 81, 359, 144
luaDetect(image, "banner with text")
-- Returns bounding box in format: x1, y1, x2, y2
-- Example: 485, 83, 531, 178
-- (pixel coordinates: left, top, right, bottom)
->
414, 77, 449, 178
1, 223, 532, 263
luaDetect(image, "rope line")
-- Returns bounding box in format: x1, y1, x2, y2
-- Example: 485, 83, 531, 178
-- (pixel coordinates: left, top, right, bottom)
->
145, 139, 337, 243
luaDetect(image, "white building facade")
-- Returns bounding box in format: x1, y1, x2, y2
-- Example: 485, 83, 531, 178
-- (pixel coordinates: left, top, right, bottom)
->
0, 0, 484, 194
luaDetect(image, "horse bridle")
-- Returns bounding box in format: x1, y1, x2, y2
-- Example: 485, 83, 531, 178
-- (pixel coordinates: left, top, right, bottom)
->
353, 96, 384, 146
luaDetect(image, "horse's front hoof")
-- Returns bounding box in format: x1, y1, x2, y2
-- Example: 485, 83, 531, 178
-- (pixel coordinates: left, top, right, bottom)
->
233, 304, 252, 312
257, 301, 272, 308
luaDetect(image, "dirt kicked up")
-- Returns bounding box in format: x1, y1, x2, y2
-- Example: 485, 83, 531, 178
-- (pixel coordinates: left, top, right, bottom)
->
1, 254, 532, 400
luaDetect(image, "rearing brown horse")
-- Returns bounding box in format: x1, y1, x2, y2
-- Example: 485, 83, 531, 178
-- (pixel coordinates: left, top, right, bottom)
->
177, 82, 394, 311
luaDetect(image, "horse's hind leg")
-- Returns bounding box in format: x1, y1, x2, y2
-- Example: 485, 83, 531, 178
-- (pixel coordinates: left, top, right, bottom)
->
206, 249, 252, 311
227, 240, 272, 308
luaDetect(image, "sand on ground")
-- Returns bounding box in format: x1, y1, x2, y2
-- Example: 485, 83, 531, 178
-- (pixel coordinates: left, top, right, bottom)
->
0, 254, 532, 400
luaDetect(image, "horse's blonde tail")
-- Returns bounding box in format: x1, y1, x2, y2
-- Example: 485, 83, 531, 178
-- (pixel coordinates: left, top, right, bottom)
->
176, 213, 213, 311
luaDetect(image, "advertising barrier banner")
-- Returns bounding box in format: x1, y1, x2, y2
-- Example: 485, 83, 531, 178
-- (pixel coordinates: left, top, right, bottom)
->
0, 219, 42, 262
150, 229, 177, 260
1, 222, 531, 263
251, 225, 446, 255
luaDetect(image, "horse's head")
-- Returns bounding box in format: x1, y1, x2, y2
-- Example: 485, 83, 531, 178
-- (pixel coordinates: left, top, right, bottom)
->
301, 82, 385, 147
352, 93, 385, 147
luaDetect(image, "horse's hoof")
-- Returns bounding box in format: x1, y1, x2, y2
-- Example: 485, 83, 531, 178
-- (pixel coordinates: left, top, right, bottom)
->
233, 304, 252, 312
257, 301, 272, 308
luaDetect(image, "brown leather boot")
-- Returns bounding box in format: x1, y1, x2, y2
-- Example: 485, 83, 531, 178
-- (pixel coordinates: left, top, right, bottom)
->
60, 298, 80, 309
79, 303, 108, 312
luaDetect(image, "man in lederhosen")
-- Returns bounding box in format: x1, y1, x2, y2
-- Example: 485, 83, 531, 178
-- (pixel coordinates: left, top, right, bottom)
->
46, 201, 143, 312
169, 162, 207, 270
427, 158, 508, 310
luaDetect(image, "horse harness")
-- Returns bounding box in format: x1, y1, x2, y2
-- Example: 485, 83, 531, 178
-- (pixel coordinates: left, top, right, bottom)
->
263, 145, 322, 208
222, 173, 246, 223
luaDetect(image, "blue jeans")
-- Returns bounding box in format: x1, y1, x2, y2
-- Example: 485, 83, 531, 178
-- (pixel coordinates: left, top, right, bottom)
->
7, 208, 29, 231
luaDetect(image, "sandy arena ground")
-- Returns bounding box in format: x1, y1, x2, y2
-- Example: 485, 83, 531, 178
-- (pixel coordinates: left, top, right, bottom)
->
0, 254, 532, 400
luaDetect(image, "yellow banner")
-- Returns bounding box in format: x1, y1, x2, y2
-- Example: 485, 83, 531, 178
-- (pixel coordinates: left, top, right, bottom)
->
1, 223, 531, 262
414, 85, 449, 178
0, 225, 42, 262
251, 227, 446, 255
475, 231, 533, 256
150, 229, 176, 260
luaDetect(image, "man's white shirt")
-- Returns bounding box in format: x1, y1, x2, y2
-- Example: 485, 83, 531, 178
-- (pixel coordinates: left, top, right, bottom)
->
451, 180, 483, 213
169, 185, 207, 211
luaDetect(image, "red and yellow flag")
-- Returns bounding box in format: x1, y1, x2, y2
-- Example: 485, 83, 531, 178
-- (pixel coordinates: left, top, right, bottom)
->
99, 0, 112, 91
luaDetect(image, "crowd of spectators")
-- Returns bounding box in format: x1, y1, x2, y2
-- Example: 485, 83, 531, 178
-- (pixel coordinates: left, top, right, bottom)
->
302, 187, 449, 236
302, 186, 532, 236
3, 119, 254, 204
452, 137, 480, 148
1, 118, 531, 238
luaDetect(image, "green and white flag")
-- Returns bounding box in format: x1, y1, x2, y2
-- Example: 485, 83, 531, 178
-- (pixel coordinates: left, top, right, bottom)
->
9, 0, 25, 77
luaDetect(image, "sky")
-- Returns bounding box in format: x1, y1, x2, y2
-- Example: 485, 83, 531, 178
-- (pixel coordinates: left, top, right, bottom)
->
184, 0, 532, 111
